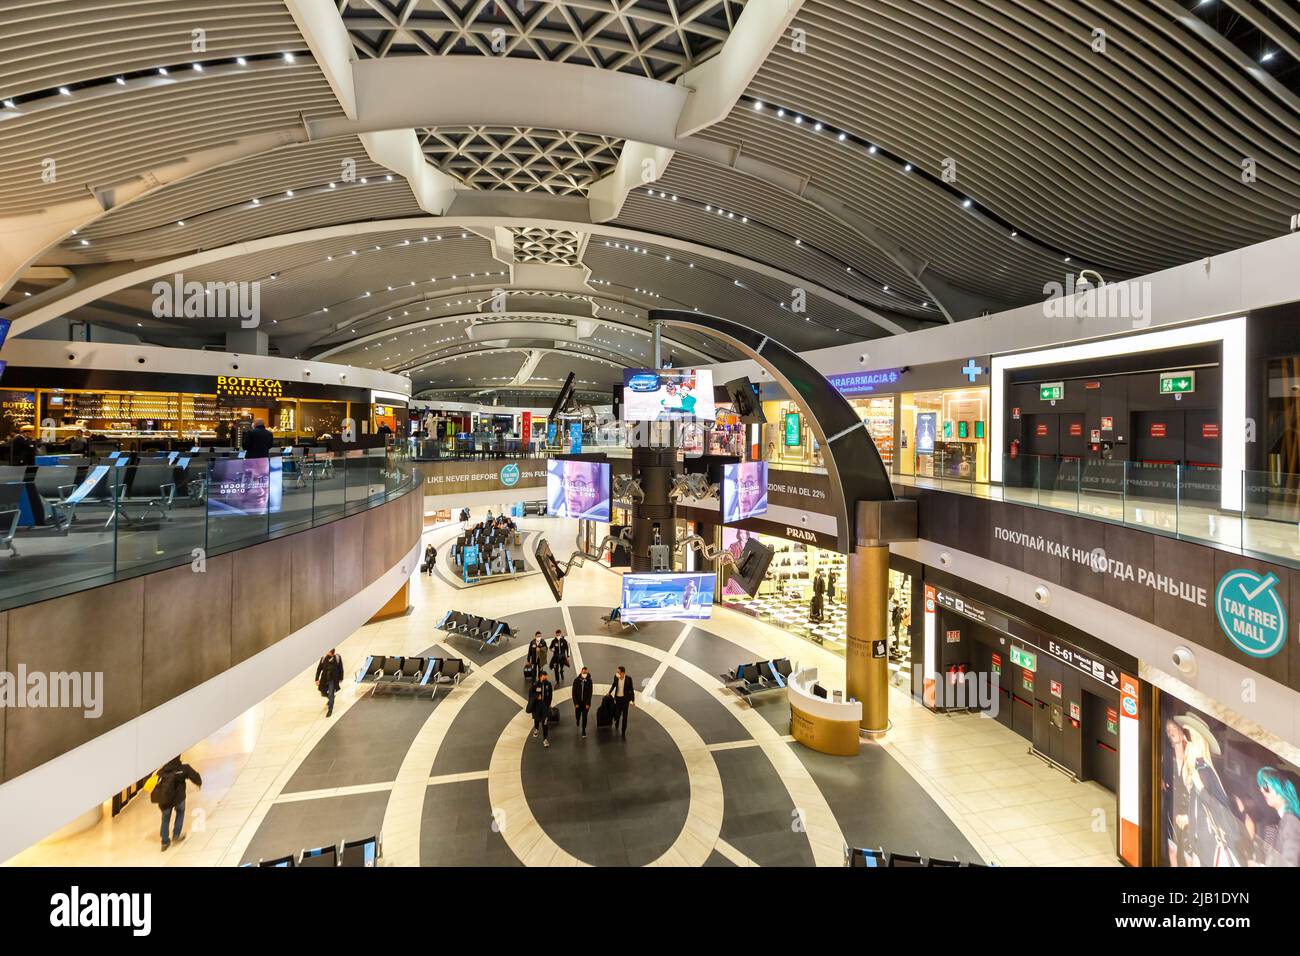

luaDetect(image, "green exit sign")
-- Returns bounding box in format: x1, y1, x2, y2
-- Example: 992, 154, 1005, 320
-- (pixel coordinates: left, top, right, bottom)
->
1039, 382, 1064, 401
1159, 371, 1196, 395
1010, 646, 1037, 671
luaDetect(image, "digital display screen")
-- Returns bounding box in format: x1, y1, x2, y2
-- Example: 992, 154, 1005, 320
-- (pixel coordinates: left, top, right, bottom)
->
546, 459, 610, 521
783, 412, 800, 447
721, 460, 768, 523
958, 421, 969, 439
916, 413, 937, 455
1161, 696, 1300, 867
621, 572, 716, 622
209, 458, 270, 516
975, 420, 985, 439
622, 369, 715, 421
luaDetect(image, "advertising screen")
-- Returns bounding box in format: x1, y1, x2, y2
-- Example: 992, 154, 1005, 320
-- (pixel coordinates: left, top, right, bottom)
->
783, 412, 800, 446
916, 412, 937, 455
621, 572, 716, 622
209, 458, 271, 516
721, 460, 768, 522
546, 459, 610, 521
1161, 695, 1300, 867
622, 368, 715, 421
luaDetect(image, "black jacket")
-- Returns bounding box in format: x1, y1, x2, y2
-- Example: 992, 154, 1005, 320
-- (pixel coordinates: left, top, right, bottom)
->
527, 640, 548, 666
528, 678, 554, 714
315, 653, 344, 691
10, 434, 34, 466
158, 757, 202, 810
242, 425, 275, 459
549, 636, 570, 665
572, 674, 593, 709
608, 673, 635, 703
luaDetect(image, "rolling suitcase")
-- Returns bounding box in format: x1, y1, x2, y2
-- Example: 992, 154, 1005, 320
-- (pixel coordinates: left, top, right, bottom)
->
596, 695, 614, 728
524, 663, 536, 681
547, 706, 560, 724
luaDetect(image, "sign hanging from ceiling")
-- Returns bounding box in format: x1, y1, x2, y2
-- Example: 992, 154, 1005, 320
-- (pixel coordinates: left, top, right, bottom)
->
1039, 382, 1064, 401
1159, 371, 1196, 395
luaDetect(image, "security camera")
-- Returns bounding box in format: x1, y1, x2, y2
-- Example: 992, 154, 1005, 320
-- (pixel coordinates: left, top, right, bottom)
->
136, 357, 146, 365
231, 363, 239, 371
1172, 646, 1197, 677
939, 552, 952, 567
303, 369, 312, 377
858, 353, 870, 365
1033, 585, 1051, 606
67, 353, 77, 362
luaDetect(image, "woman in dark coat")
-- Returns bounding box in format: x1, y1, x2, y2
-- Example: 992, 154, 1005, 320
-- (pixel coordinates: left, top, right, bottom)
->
528, 672, 554, 748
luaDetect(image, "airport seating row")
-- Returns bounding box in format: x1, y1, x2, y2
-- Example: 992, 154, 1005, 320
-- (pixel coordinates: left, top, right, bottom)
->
437, 610, 516, 650
845, 846, 989, 867
720, 658, 794, 698
246, 835, 381, 868
355, 655, 466, 698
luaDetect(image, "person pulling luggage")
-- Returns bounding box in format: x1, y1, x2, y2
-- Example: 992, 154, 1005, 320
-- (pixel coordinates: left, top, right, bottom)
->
608, 666, 635, 740
529, 670, 554, 748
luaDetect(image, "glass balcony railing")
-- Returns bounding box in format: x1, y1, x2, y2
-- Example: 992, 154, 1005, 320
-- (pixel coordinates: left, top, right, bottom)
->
898, 454, 1300, 567
0, 447, 419, 612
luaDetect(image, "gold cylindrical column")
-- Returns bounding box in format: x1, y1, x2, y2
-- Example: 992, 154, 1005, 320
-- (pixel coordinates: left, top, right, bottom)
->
845, 543, 890, 737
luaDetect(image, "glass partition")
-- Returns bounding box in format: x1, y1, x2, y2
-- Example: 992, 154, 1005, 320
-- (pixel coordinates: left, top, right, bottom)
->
0, 451, 418, 612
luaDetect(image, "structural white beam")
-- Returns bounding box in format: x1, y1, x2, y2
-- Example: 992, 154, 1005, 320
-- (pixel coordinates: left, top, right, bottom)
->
307, 57, 690, 145
676, 0, 804, 137
358, 128, 458, 215
511, 349, 546, 385
589, 141, 677, 223
284, 0, 359, 120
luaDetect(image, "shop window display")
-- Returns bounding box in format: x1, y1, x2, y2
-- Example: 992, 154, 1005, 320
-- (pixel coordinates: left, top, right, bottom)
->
719, 527, 847, 653
850, 395, 895, 469
900, 388, 989, 481
1160, 695, 1300, 867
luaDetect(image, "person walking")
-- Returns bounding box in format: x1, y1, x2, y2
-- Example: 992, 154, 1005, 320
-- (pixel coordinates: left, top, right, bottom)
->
423, 542, 438, 575
529, 670, 554, 748
550, 629, 570, 684
572, 667, 593, 738
609, 666, 635, 740
527, 631, 549, 681
828, 569, 838, 604
242, 418, 275, 458
152, 755, 202, 852
315, 648, 344, 717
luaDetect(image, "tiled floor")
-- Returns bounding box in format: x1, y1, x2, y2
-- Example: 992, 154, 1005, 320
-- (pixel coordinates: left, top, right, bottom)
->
6, 511, 1121, 867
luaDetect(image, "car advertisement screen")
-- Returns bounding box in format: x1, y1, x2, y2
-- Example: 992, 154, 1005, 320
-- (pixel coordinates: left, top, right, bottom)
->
721, 460, 768, 522
546, 459, 610, 521
1161, 695, 1300, 867
622, 368, 715, 421
622, 572, 716, 622
209, 458, 282, 515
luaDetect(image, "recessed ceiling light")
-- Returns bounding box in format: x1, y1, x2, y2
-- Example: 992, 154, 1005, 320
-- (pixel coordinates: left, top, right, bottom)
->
285, 189, 294, 197
158, 67, 169, 76
192, 63, 203, 72
115, 77, 125, 85
236, 57, 247, 66
59, 86, 70, 95
283, 52, 296, 63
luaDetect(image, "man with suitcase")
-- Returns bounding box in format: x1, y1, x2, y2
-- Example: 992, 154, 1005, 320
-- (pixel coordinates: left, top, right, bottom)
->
550, 629, 571, 685
528, 670, 554, 748
608, 666, 635, 740
525, 631, 548, 682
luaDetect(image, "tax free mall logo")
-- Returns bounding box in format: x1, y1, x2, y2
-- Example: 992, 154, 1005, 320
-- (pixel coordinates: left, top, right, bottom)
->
499, 463, 520, 487
1215, 569, 1287, 659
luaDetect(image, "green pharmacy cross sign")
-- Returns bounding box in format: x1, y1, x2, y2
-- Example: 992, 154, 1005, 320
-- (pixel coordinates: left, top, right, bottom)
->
1215, 569, 1287, 659
1159, 371, 1196, 395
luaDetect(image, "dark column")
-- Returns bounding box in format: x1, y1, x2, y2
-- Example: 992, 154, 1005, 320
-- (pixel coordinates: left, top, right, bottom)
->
630, 443, 676, 572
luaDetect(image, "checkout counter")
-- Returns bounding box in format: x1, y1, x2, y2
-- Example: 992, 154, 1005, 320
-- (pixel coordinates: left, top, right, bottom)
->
787, 667, 862, 756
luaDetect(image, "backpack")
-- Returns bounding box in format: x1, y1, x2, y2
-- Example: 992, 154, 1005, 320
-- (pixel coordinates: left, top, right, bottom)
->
150, 770, 177, 806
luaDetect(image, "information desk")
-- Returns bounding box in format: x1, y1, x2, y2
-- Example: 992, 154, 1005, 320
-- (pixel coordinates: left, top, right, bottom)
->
787, 667, 862, 756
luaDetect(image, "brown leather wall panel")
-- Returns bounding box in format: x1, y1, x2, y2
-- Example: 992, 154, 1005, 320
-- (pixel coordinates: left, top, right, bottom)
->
333, 511, 366, 598
2, 486, 420, 783
289, 522, 337, 633
231, 535, 292, 666
141, 556, 234, 712
5, 578, 145, 779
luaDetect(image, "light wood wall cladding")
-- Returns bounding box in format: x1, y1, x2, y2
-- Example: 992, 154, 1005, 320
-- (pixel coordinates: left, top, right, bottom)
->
1, 483, 422, 783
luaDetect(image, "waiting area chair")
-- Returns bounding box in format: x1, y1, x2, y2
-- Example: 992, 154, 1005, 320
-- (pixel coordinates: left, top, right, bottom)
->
720, 658, 793, 699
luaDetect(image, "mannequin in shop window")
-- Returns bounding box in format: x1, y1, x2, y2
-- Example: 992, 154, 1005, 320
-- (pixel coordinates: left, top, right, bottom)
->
827, 569, 838, 604
810, 569, 826, 623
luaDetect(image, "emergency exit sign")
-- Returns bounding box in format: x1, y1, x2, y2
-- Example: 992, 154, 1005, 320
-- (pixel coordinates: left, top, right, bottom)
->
1010, 646, 1037, 671
1040, 382, 1064, 401
1159, 371, 1195, 395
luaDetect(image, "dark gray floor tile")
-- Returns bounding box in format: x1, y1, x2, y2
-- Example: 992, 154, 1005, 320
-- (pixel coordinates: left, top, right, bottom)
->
711, 747, 815, 868
421, 778, 520, 867
430, 681, 521, 777
650, 668, 748, 744
241, 791, 389, 865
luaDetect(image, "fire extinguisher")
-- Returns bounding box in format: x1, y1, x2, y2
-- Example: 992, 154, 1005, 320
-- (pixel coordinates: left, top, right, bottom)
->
1009, 438, 1020, 460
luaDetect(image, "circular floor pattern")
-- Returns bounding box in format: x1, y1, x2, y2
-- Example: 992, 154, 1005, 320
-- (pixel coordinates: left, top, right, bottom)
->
520, 692, 691, 867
